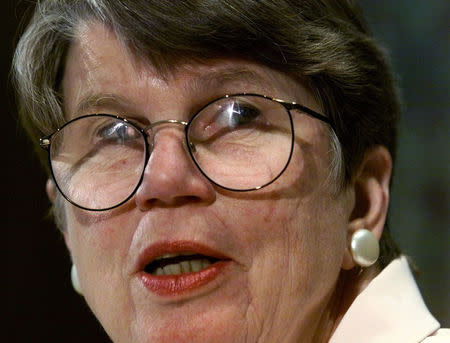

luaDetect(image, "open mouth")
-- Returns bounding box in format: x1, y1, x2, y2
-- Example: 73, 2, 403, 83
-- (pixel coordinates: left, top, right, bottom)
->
137, 242, 232, 296
144, 253, 221, 276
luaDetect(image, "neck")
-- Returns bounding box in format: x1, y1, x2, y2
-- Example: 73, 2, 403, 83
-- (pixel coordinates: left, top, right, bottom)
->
312, 266, 380, 343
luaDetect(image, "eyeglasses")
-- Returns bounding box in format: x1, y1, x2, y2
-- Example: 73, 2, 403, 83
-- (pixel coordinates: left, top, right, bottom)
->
40, 93, 333, 211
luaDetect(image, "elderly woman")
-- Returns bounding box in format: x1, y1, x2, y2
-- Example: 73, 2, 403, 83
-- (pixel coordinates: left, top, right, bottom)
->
12, 1, 448, 342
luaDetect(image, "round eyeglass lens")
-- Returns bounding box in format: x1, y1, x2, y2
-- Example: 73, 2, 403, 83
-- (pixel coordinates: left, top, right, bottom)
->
49, 115, 147, 210
187, 95, 294, 191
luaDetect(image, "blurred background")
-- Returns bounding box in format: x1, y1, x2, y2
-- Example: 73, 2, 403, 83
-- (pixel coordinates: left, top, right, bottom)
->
360, 0, 450, 329
4, 0, 449, 341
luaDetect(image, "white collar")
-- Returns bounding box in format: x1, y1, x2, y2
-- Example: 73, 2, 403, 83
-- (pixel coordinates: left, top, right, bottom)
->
329, 256, 440, 343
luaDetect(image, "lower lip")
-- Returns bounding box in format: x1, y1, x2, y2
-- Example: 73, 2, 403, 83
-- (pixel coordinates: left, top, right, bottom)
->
139, 261, 230, 296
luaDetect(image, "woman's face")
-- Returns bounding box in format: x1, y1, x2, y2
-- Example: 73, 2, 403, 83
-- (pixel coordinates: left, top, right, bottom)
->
58, 23, 355, 343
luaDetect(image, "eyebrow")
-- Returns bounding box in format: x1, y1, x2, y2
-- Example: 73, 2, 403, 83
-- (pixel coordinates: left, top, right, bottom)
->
72, 66, 279, 118
73, 94, 133, 117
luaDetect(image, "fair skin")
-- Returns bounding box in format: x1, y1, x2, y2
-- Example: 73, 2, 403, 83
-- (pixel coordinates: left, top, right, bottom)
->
47, 22, 392, 343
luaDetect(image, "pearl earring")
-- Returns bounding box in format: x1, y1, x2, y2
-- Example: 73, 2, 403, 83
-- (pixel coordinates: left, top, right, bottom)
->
350, 229, 379, 267
71, 264, 83, 295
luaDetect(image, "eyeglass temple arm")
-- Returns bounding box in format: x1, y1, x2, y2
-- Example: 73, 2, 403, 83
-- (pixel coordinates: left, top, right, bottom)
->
276, 101, 336, 133
283, 102, 332, 124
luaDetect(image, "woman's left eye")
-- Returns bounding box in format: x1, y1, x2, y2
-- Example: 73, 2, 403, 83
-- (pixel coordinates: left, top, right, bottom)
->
225, 102, 261, 127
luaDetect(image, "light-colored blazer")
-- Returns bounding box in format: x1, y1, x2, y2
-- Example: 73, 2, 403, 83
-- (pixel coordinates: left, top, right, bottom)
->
329, 256, 449, 343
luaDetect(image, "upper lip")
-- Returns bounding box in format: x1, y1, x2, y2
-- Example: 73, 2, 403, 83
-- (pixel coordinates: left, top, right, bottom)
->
135, 240, 231, 274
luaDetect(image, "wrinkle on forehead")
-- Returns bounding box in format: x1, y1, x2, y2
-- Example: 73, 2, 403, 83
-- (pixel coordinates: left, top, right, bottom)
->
64, 21, 321, 120
63, 22, 166, 115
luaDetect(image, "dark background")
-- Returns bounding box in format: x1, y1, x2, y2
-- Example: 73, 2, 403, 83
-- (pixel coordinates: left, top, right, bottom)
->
4, 1, 449, 342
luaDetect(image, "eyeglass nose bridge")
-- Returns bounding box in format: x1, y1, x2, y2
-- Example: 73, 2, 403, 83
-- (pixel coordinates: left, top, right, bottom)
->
143, 119, 197, 152
144, 119, 188, 131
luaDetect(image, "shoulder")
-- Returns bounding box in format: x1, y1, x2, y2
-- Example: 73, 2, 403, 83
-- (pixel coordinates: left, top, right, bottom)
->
421, 329, 450, 342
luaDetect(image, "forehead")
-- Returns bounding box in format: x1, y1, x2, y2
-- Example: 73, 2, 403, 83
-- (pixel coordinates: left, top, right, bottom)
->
62, 22, 319, 117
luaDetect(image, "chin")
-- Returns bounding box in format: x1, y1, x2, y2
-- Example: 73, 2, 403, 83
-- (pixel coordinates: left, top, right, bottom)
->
126, 311, 247, 343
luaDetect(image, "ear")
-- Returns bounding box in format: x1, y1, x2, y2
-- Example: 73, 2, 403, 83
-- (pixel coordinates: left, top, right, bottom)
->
342, 146, 392, 270
46, 178, 57, 203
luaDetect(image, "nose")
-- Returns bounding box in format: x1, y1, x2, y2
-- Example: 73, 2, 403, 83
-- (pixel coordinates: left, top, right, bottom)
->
134, 123, 216, 210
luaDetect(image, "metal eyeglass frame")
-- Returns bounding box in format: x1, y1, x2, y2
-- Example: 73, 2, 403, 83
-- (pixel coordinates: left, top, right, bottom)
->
39, 93, 334, 211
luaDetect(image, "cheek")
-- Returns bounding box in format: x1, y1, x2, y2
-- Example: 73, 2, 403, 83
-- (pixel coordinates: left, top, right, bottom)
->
223, 126, 343, 275
65, 206, 137, 339
66, 207, 134, 261
227, 153, 348, 335
247, 200, 347, 339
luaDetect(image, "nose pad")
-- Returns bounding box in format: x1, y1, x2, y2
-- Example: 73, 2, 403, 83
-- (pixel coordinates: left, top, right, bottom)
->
189, 141, 196, 153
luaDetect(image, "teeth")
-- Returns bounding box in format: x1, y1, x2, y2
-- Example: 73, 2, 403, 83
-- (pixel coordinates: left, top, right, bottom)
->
166, 263, 181, 275
152, 259, 213, 276
190, 259, 203, 272
201, 259, 212, 270
180, 261, 191, 273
